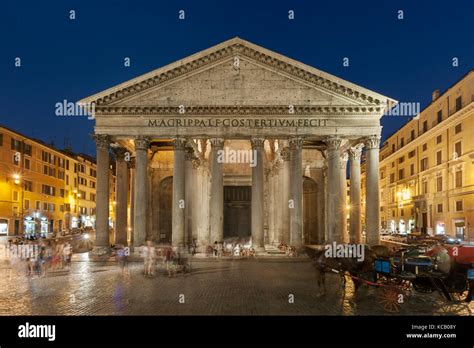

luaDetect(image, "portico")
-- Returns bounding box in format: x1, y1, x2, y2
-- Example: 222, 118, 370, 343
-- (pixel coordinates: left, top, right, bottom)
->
79, 37, 396, 252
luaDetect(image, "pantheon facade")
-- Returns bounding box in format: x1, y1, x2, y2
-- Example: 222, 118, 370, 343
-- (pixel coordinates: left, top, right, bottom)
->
79, 38, 397, 252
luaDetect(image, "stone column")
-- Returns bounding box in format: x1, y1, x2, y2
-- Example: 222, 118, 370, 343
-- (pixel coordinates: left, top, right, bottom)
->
172, 138, 186, 248
365, 135, 381, 245
315, 167, 325, 244
340, 152, 348, 243
251, 137, 265, 249
280, 146, 291, 244
194, 155, 209, 252
92, 134, 111, 253
209, 138, 224, 244
113, 147, 129, 246
289, 137, 304, 248
323, 165, 328, 243
185, 146, 195, 247
128, 159, 135, 246
349, 144, 363, 244
133, 137, 150, 247
325, 137, 343, 243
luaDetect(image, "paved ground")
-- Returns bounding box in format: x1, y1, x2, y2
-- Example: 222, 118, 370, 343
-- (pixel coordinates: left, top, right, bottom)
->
0, 255, 472, 315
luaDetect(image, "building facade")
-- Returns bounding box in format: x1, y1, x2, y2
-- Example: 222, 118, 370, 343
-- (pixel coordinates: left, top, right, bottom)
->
362, 70, 474, 241
0, 126, 115, 237
79, 38, 396, 252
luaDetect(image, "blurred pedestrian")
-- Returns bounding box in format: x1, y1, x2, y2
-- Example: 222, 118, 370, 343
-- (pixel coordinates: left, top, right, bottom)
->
116, 245, 129, 275
142, 241, 155, 277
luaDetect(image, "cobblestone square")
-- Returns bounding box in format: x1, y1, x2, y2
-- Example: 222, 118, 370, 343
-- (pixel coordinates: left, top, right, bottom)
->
0, 257, 472, 316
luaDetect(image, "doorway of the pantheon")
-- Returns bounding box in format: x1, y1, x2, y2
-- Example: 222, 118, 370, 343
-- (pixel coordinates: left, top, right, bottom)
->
158, 176, 173, 243
303, 176, 317, 244
223, 186, 251, 239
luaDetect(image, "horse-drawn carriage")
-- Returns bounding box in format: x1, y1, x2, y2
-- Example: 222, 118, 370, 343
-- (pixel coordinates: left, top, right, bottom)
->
372, 245, 474, 312
308, 243, 474, 313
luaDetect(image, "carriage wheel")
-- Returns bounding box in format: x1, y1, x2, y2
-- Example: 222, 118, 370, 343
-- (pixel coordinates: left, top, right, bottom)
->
378, 287, 402, 313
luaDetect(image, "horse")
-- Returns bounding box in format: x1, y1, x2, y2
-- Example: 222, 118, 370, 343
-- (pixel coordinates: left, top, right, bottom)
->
306, 245, 391, 296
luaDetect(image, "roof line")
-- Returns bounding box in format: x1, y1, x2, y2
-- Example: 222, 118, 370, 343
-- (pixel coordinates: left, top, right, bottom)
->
381, 69, 474, 145
78, 36, 397, 106
0, 124, 96, 162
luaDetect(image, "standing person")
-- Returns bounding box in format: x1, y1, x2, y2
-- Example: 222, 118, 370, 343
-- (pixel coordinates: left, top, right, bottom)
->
51, 242, 60, 270
142, 241, 155, 277
233, 243, 240, 257
57, 243, 64, 269
165, 247, 176, 277
116, 245, 129, 276
63, 242, 72, 270
213, 241, 218, 258
190, 240, 197, 256
141, 243, 149, 276
38, 243, 47, 277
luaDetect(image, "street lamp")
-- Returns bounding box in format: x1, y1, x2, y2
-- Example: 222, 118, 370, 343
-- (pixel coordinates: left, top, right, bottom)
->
13, 173, 21, 185
12, 173, 23, 236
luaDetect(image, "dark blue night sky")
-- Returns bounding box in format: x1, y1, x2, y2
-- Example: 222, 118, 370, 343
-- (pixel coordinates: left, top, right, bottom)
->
1, 0, 473, 156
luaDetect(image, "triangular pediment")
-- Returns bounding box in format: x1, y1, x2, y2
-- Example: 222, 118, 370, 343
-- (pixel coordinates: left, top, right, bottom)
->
79, 37, 396, 113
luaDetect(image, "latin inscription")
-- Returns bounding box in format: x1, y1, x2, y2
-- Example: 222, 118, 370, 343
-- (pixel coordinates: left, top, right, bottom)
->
148, 118, 329, 128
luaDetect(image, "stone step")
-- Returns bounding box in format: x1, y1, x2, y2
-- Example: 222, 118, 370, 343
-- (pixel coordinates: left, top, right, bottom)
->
264, 245, 286, 255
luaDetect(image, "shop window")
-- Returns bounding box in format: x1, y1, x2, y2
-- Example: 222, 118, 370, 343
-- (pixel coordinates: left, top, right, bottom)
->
0, 219, 8, 235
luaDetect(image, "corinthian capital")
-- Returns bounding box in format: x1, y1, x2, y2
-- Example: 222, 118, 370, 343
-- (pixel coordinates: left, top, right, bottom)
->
250, 137, 265, 149
92, 134, 111, 149
134, 136, 150, 151
280, 147, 290, 161
112, 147, 128, 161
173, 137, 187, 150
325, 136, 342, 151
349, 144, 364, 161
289, 137, 304, 149
365, 135, 381, 150
209, 138, 225, 149
185, 147, 195, 161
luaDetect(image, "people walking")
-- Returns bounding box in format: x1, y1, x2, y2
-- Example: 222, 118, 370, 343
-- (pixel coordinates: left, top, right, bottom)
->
63, 242, 72, 269
116, 245, 129, 275
165, 247, 176, 277
142, 241, 156, 277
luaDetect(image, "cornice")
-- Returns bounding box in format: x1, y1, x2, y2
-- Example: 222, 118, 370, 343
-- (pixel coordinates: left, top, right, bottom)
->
379, 102, 474, 166
95, 105, 383, 116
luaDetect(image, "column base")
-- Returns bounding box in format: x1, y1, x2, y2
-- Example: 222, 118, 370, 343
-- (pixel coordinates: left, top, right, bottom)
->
253, 246, 266, 255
